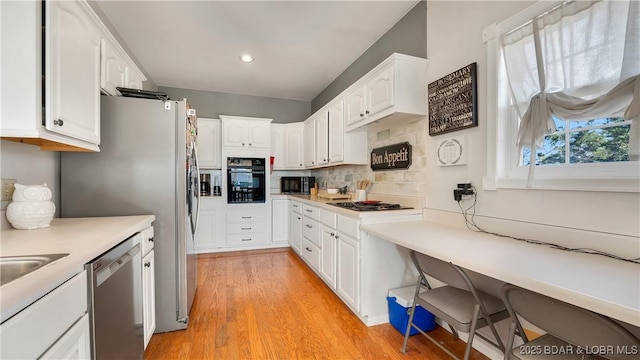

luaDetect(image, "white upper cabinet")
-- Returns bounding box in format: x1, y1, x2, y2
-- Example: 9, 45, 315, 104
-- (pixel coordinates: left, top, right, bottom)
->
270, 124, 286, 170
344, 53, 427, 132
46, 0, 101, 146
284, 123, 304, 169
100, 39, 145, 95
328, 101, 345, 164
100, 39, 126, 96
221, 115, 272, 149
197, 118, 221, 169
303, 118, 316, 167
271, 123, 304, 170
316, 113, 329, 166
308, 99, 366, 169
0, 0, 146, 152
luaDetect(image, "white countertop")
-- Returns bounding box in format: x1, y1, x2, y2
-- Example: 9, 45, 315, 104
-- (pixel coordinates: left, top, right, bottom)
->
361, 219, 640, 327
0, 215, 155, 323
285, 193, 424, 220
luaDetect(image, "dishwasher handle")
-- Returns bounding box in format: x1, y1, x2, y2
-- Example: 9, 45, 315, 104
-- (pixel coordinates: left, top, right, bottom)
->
95, 244, 140, 287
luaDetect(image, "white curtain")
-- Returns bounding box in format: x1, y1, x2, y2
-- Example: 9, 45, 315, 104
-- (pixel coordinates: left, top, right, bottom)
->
501, 0, 640, 184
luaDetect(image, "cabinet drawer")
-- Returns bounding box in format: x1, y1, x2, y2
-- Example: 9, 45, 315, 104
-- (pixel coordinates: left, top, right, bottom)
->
226, 233, 268, 246
0, 271, 87, 359
302, 204, 320, 221
291, 201, 303, 214
302, 217, 321, 247
227, 210, 266, 223
337, 214, 360, 239
227, 222, 266, 234
141, 226, 154, 256
320, 209, 337, 228
302, 238, 321, 272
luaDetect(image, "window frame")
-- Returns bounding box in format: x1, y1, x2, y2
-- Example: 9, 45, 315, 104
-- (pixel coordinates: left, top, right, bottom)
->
483, 0, 640, 193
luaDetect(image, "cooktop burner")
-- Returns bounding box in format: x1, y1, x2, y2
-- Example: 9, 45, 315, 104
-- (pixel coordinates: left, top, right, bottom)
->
329, 201, 413, 211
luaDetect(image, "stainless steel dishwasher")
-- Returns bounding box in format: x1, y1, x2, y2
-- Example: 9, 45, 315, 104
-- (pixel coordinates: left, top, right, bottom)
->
86, 233, 143, 359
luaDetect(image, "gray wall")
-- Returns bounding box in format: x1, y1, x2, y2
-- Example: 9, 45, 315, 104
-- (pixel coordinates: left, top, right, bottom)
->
158, 86, 311, 124
311, 1, 427, 112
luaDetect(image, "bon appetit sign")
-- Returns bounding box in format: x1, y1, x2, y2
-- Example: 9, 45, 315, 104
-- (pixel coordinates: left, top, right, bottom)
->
370, 142, 412, 171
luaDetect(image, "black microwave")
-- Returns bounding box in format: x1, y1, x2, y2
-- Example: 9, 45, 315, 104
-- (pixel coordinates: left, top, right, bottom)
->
281, 176, 315, 194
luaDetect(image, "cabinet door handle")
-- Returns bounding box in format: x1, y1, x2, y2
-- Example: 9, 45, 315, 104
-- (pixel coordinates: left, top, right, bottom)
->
365, 110, 370, 115
241, 238, 252, 241
330, 232, 335, 236
305, 209, 313, 213
305, 247, 312, 252
144, 262, 151, 267
241, 227, 252, 230
148, 237, 154, 242
305, 224, 312, 228
241, 216, 252, 219
53, 119, 64, 126
335, 235, 340, 239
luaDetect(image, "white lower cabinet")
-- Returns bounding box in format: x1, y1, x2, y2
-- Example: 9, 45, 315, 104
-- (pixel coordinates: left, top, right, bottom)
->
142, 250, 156, 349
41, 313, 91, 360
302, 238, 321, 272
0, 271, 88, 359
289, 209, 303, 254
195, 197, 224, 253
320, 225, 337, 289
336, 232, 360, 312
140, 226, 156, 349
226, 205, 269, 248
271, 199, 290, 244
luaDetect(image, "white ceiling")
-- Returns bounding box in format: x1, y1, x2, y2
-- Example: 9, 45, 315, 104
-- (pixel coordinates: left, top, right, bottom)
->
96, 1, 420, 101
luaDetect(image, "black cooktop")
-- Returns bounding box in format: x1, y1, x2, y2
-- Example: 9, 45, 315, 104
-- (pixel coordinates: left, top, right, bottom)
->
329, 201, 413, 212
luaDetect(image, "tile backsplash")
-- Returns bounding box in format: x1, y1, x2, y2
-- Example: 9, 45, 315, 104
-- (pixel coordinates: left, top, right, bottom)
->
312, 116, 428, 196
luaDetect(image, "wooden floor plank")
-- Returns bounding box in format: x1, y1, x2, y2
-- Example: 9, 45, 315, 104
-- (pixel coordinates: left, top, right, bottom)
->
145, 248, 490, 360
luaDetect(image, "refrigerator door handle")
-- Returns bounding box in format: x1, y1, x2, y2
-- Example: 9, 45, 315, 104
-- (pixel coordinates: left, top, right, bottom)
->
193, 143, 200, 237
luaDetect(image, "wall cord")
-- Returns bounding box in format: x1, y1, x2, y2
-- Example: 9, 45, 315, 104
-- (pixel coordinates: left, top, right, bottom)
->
457, 186, 640, 265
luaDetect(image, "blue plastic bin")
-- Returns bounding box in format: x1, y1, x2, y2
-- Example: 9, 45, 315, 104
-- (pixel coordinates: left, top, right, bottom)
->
387, 286, 435, 335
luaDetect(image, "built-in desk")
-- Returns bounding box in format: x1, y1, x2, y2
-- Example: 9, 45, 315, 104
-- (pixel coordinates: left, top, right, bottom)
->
361, 219, 640, 328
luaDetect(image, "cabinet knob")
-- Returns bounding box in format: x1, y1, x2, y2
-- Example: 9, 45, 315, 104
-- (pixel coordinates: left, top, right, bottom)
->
144, 262, 151, 267
249, 143, 252, 146
148, 237, 154, 242
297, 217, 301, 220
365, 110, 370, 115
330, 232, 335, 236
359, 113, 364, 117
53, 119, 64, 126
335, 235, 340, 239
242, 143, 245, 146
306, 224, 312, 228
299, 164, 302, 167
305, 247, 312, 252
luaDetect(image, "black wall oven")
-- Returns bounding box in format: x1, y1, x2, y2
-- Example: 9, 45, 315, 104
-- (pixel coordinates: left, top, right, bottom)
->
227, 157, 266, 203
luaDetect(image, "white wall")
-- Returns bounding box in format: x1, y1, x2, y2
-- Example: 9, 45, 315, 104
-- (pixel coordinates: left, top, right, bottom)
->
424, 1, 639, 249
0, 140, 59, 229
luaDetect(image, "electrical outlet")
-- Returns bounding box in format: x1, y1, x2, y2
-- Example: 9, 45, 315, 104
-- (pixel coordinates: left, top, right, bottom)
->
2, 179, 17, 201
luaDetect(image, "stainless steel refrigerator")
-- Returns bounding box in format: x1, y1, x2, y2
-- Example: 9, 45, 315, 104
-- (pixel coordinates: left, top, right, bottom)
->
61, 95, 200, 333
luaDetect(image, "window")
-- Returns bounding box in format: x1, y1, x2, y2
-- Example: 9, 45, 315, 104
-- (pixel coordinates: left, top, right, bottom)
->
484, 0, 639, 192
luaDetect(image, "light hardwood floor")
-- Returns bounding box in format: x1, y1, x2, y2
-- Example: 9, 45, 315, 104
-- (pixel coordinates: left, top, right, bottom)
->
145, 248, 489, 360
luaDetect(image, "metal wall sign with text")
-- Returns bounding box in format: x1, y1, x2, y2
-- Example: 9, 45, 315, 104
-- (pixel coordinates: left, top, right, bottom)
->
428, 63, 478, 136
370, 142, 412, 171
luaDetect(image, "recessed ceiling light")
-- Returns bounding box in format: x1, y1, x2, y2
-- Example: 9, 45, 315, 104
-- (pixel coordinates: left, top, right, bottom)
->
240, 54, 254, 62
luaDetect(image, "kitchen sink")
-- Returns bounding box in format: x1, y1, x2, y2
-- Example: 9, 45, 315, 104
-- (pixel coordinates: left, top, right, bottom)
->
0, 254, 69, 286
